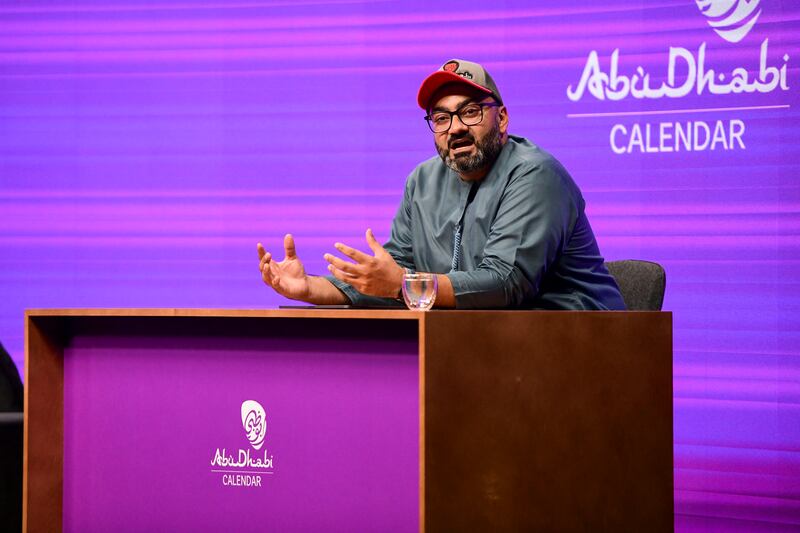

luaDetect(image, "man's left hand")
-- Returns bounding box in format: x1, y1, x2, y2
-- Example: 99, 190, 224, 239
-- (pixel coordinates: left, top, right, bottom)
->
324, 228, 405, 298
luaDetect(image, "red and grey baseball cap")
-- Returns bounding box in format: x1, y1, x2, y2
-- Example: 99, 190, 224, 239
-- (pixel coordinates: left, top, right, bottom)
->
417, 59, 503, 110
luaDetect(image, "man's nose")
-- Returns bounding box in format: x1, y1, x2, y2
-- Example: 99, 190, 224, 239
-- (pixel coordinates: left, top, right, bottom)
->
449, 114, 469, 134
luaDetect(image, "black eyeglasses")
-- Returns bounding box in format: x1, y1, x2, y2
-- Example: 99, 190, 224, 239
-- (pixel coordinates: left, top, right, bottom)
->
424, 102, 500, 133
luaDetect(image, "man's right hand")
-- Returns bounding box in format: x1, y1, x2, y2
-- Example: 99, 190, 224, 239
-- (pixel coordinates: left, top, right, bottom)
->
257, 234, 311, 301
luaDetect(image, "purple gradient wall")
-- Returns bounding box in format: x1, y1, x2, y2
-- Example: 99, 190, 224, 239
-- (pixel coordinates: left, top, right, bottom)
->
1, 0, 798, 530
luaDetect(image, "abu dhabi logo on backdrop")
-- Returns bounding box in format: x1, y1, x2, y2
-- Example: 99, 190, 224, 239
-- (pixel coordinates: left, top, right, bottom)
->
697, 0, 761, 43
565, 1, 791, 155
209, 400, 275, 488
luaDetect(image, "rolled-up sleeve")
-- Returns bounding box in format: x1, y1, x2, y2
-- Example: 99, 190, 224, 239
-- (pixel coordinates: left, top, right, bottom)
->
324, 275, 405, 307
447, 162, 578, 308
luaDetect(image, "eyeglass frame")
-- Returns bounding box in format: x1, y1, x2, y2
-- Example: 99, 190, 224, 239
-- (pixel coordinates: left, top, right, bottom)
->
423, 100, 502, 133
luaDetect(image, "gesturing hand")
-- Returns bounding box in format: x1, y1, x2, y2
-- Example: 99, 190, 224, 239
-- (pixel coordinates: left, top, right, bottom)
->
324, 228, 405, 298
257, 234, 310, 301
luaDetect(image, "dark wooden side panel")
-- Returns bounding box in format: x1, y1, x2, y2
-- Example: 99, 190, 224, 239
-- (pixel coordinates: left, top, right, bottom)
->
423, 311, 673, 532
24, 316, 64, 533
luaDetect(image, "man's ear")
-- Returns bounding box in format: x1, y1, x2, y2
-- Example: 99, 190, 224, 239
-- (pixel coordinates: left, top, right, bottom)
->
498, 105, 509, 135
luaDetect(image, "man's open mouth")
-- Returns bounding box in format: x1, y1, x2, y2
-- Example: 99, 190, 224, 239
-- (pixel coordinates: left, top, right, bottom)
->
449, 138, 475, 155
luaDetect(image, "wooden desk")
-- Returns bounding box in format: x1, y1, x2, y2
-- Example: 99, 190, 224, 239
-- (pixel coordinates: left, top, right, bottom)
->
25, 309, 672, 532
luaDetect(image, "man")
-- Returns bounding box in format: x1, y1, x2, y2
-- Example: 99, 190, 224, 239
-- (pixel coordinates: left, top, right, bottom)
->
257, 59, 625, 310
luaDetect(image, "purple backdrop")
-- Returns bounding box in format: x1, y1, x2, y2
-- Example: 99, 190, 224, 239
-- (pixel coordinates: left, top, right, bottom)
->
1, 0, 799, 529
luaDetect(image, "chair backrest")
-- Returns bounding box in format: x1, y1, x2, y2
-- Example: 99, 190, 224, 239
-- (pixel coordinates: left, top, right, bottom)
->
605, 260, 666, 311
0, 341, 23, 533
0, 342, 22, 412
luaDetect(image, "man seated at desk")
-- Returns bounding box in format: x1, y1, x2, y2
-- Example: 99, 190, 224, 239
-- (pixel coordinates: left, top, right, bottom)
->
257, 59, 625, 310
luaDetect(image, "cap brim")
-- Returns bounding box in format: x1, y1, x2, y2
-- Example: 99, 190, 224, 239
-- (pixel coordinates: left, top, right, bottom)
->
417, 71, 493, 110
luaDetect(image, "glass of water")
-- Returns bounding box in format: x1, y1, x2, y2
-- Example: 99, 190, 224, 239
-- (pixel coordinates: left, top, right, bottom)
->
401, 272, 438, 310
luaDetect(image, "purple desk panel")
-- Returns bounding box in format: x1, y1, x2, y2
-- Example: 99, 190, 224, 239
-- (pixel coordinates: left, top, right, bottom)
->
58, 314, 419, 532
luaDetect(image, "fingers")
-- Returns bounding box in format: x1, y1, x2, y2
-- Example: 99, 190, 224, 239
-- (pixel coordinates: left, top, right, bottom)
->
268, 260, 282, 287
324, 253, 359, 276
257, 242, 274, 274
257, 242, 275, 285
333, 242, 371, 263
365, 228, 384, 254
327, 264, 353, 285
257, 248, 283, 289
260, 254, 274, 285
284, 234, 297, 260
259, 249, 272, 271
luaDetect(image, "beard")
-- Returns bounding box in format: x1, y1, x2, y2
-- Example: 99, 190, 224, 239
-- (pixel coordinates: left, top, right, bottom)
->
436, 121, 503, 175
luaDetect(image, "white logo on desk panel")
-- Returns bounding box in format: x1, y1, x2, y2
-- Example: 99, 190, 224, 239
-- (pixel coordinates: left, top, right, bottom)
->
209, 400, 275, 488
241, 400, 267, 450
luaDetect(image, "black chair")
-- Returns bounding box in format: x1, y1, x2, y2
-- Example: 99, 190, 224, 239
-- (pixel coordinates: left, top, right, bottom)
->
605, 260, 666, 311
0, 341, 23, 533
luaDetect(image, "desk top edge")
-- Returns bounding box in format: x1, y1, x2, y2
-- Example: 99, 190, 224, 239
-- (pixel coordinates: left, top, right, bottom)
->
25, 308, 420, 320
25, 308, 671, 321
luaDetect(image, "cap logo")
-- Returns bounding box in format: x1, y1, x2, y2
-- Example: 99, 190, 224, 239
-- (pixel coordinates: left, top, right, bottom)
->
443, 61, 459, 72
421, 60, 500, 109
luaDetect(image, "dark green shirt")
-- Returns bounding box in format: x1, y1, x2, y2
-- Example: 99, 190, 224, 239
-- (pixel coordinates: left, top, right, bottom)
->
329, 135, 625, 310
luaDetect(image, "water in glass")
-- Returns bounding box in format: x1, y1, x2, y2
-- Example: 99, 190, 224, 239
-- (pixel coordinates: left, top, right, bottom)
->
402, 273, 437, 310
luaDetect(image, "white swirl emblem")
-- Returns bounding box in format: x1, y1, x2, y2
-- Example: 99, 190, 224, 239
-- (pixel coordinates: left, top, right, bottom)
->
695, 0, 762, 43
241, 400, 267, 450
